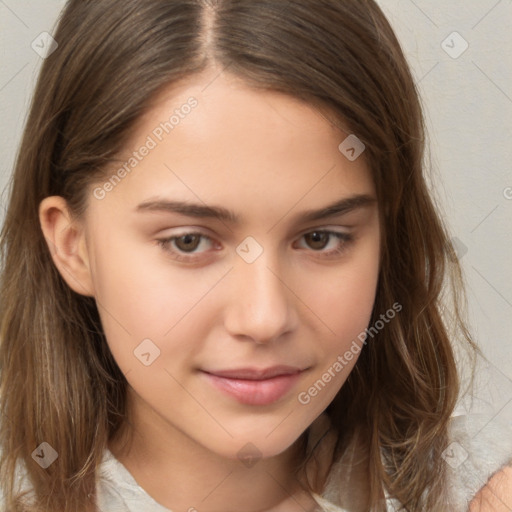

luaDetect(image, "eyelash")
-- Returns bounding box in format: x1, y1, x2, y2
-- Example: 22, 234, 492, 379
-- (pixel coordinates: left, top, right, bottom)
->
156, 230, 355, 263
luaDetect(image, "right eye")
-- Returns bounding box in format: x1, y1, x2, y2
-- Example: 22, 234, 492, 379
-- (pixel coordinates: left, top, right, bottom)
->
157, 232, 218, 262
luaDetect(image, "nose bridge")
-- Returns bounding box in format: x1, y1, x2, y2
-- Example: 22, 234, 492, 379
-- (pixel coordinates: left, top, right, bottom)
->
224, 241, 297, 343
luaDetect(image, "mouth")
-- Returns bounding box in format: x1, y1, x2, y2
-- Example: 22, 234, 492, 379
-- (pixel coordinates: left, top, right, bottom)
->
200, 366, 306, 406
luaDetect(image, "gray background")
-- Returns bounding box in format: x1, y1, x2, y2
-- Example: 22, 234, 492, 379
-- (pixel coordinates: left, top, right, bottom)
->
0, 1, 511, 427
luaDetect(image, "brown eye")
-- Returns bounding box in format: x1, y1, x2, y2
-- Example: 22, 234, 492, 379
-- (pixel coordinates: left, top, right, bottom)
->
304, 231, 330, 250
174, 234, 202, 252
157, 232, 216, 262
295, 230, 355, 258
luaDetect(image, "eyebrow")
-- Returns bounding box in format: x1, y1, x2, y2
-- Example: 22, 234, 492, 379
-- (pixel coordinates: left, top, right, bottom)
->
135, 194, 376, 224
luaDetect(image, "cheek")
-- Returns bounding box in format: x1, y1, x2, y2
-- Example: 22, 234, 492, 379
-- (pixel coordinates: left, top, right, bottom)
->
294, 250, 379, 413
295, 235, 380, 415
88, 233, 220, 372
301, 236, 380, 349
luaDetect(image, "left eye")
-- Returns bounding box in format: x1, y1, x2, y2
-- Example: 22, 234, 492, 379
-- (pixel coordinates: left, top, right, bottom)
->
295, 230, 354, 255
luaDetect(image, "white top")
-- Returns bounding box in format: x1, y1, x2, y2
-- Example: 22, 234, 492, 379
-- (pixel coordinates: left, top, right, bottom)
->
3, 413, 512, 511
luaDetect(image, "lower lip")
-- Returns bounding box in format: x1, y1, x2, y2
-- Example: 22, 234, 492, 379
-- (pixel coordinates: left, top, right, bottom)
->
202, 372, 302, 406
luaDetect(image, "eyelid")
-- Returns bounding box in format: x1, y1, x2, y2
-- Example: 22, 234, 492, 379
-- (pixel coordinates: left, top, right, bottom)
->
157, 225, 351, 244
156, 231, 218, 263
293, 229, 354, 255
156, 226, 355, 263
296, 223, 353, 235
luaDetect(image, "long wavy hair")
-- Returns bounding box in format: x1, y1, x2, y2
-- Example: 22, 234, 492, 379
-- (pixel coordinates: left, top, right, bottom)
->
0, 0, 479, 510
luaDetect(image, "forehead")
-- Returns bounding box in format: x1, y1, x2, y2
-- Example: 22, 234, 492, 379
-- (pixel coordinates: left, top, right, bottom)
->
89, 72, 375, 224
131, 71, 350, 153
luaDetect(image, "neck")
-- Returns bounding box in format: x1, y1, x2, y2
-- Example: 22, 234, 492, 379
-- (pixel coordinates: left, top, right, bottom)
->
108, 391, 325, 512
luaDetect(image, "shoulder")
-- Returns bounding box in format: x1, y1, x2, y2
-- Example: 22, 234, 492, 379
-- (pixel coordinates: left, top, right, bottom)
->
446, 413, 512, 511
469, 465, 512, 511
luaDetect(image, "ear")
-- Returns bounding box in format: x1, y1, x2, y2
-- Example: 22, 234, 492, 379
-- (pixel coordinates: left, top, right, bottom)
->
39, 196, 95, 297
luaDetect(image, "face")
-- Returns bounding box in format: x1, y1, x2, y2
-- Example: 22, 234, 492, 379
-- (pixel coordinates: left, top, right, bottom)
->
81, 71, 380, 460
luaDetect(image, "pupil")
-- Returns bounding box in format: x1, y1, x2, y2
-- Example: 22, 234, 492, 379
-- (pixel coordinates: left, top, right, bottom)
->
177, 234, 200, 252
307, 232, 328, 250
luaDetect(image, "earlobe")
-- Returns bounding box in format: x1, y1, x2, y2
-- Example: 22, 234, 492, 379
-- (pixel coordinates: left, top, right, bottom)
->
38, 196, 95, 297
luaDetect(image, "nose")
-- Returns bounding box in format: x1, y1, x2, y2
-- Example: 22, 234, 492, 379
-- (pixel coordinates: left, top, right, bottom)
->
223, 252, 298, 345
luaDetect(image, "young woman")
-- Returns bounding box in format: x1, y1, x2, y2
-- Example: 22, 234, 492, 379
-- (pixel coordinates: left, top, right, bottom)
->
1, 1, 511, 511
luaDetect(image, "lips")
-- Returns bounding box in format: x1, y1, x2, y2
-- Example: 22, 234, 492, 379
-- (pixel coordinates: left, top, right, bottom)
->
201, 365, 305, 406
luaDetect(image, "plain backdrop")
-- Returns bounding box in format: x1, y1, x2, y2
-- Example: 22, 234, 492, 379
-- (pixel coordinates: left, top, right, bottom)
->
0, 1, 511, 429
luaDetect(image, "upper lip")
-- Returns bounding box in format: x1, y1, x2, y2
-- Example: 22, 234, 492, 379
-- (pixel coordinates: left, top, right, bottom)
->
203, 365, 304, 380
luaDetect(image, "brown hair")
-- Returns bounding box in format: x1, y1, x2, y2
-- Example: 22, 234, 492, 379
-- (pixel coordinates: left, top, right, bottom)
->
0, 0, 479, 510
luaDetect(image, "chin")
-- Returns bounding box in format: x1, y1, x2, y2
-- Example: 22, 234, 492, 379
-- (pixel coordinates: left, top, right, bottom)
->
203, 420, 309, 463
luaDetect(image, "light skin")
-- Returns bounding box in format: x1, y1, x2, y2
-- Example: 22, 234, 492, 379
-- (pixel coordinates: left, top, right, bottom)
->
39, 70, 382, 511
470, 466, 512, 511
